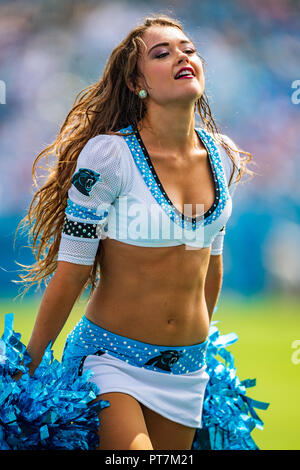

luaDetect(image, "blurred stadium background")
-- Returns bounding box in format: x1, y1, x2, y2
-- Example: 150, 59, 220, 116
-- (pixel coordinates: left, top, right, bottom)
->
0, 0, 299, 450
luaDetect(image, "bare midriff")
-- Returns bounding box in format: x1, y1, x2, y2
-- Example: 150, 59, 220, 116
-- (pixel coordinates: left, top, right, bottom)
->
85, 237, 211, 346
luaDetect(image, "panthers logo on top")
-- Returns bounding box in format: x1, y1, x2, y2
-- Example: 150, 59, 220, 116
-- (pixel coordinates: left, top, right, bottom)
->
71, 168, 101, 196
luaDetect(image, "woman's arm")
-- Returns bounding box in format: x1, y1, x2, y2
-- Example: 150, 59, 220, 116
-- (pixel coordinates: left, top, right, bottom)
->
204, 254, 223, 322
26, 261, 92, 374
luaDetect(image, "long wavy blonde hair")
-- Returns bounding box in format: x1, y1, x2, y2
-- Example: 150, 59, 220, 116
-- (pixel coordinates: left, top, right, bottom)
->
15, 14, 253, 298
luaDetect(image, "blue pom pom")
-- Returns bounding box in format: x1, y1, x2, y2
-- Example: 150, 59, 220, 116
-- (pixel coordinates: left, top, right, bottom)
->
192, 321, 270, 450
0, 314, 110, 450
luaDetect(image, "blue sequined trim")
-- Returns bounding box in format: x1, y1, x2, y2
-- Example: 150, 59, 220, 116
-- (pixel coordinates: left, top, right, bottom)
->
119, 125, 230, 231
62, 316, 208, 375
65, 198, 108, 222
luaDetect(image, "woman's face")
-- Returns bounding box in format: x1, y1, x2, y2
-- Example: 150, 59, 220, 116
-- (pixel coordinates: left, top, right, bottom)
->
137, 26, 205, 107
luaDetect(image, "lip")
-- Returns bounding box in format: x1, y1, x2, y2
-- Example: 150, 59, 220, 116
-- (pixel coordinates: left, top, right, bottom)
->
174, 66, 195, 79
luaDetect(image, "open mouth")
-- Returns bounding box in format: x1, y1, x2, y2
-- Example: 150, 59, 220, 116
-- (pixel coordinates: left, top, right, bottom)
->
174, 67, 195, 80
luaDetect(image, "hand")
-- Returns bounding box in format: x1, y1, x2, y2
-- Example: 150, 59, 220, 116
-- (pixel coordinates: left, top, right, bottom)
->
12, 361, 37, 381
12, 370, 24, 381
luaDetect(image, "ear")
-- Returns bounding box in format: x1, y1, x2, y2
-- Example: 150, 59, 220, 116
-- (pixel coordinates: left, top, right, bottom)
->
127, 80, 136, 94
127, 75, 144, 95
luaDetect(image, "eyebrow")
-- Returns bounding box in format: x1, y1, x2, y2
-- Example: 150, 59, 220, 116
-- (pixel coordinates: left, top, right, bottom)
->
147, 40, 194, 55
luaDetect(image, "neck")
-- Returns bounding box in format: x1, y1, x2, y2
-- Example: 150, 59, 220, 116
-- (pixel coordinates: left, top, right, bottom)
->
138, 101, 198, 155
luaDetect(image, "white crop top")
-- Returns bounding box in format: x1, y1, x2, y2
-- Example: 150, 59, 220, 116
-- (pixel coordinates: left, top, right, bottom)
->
57, 125, 240, 265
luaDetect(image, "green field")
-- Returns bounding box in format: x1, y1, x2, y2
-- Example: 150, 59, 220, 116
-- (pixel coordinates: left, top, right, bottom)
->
1, 293, 299, 450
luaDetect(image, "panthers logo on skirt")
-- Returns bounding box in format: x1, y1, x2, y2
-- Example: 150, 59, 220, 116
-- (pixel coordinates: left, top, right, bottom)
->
72, 168, 101, 196
144, 350, 183, 372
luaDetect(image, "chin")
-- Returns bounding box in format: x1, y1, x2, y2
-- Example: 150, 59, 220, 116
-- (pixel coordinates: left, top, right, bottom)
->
176, 89, 203, 104
176, 82, 203, 98
154, 87, 203, 106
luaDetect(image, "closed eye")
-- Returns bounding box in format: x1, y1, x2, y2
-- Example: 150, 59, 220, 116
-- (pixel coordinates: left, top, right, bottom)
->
155, 49, 196, 59
155, 52, 169, 59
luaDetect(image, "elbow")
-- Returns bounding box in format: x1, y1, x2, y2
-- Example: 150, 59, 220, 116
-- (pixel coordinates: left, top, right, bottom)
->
207, 253, 223, 276
54, 261, 92, 286
205, 255, 223, 291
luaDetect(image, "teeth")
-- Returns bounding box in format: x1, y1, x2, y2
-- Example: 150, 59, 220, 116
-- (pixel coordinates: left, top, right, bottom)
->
176, 70, 193, 79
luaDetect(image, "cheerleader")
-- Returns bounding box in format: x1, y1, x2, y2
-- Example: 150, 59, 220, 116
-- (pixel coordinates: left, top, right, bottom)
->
1, 15, 268, 451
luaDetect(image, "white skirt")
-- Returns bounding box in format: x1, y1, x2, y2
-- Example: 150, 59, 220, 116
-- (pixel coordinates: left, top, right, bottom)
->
83, 352, 210, 428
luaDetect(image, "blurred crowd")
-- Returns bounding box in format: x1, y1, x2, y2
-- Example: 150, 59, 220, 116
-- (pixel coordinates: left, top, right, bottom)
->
0, 0, 299, 296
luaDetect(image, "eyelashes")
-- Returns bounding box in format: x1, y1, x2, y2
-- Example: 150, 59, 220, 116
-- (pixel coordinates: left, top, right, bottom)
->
155, 52, 169, 59
154, 49, 197, 59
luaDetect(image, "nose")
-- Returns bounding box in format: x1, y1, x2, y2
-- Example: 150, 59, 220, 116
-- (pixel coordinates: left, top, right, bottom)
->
176, 49, 190, 64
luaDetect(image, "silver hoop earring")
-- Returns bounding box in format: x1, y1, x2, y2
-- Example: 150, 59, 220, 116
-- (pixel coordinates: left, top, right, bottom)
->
138, 89, 147, 99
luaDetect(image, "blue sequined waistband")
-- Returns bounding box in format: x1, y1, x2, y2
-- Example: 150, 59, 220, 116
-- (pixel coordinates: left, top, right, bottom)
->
62, 316, 208, 375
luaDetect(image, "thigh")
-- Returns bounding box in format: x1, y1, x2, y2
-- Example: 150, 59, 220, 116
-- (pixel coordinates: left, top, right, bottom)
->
95, 392, 154, 450
141, 403, 196, 450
